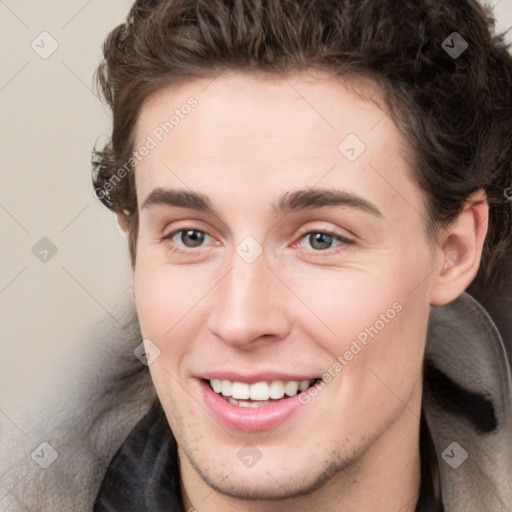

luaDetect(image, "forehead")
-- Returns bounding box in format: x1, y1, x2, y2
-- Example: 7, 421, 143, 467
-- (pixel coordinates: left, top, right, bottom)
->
132, 71, 421, 221
134, 70, 396, 154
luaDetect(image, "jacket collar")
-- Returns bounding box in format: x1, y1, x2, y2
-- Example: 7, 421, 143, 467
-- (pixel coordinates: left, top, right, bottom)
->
423, 292, 512, 511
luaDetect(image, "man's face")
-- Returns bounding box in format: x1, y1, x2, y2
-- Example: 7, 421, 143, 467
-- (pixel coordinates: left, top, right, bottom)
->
132, 72, 436, 500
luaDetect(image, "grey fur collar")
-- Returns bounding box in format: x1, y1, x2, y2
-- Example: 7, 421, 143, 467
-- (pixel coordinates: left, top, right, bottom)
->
424, 293, 512, 510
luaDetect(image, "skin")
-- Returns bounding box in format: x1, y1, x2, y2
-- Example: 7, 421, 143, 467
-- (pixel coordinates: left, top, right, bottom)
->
117, 70, 488, 512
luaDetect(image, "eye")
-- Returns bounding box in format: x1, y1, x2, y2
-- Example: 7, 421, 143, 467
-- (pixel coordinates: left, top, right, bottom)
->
296, 230, 354, 252
161, 227, 354, 255
163, 228, 213, 250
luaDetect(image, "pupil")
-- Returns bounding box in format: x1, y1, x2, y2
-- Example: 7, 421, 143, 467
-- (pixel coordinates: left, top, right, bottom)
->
310, 233, 332, 250
182, 230, 204, 247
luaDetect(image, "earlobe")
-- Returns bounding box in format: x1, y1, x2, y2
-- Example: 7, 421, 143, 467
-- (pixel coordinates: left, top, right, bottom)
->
116, 210, 130, 233
430, 190, 488, 306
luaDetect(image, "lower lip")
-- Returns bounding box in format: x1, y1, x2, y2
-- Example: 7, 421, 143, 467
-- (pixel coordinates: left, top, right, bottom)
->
200, 380, 308, 432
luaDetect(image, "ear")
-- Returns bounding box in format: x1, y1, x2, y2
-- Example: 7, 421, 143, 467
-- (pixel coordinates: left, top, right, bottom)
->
116, 210, 130, 233
429, 189, 488, 306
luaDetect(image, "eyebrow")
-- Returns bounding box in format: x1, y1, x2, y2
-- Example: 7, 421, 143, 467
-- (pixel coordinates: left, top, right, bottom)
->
141, 187, 383, 218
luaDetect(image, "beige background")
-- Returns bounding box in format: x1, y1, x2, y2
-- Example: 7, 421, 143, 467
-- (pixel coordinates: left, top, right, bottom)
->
0, 0, 511, 487
0, 0, 135, 446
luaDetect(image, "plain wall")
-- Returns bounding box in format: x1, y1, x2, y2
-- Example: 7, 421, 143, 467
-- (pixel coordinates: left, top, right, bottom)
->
0, 0, 134, 446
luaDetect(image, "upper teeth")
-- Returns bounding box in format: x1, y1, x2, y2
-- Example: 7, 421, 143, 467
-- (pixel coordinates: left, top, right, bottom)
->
209, 379, 313, 400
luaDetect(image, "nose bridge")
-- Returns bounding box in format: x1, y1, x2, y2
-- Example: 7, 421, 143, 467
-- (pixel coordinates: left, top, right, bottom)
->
208, 245, 290, 348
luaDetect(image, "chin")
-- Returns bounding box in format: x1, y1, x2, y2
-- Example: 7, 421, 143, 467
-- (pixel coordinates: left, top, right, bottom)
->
182, 441, 359, 502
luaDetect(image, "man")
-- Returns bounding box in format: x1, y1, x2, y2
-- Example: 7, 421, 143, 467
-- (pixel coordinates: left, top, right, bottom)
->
88, 0, 512, 510
6, 1, 511, 511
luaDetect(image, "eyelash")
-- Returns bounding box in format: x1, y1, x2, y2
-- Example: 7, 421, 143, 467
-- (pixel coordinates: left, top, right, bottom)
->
291, 227, 355, 258
161, 226, 355, 256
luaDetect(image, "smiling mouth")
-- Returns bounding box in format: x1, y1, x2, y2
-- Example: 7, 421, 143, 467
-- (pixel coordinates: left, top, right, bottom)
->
205, 378, 322, 407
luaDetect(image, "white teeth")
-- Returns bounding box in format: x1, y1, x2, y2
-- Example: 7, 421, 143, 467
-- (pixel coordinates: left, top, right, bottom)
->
298, 380, 310, 392
210, 378, 315, 401
231, 382, 250, 400
269, 381, 285, 399
228, 397, 272, 408
211, 379, 222, 393
221, 380, 232, 397
284, 381, 299, 396
250, 381, 269, 400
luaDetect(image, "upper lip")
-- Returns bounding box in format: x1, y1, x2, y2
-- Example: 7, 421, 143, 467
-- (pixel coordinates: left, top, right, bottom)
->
198, 371, 321, 384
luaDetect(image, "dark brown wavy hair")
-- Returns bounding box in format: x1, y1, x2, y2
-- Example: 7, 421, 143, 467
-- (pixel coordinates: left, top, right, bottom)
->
92, 0, 512, 293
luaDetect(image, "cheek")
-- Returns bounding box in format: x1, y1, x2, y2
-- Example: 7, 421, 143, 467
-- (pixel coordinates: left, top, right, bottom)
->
133, 262, 215, 355
133, 262, 173, 339
287, 259, 428, 348
287, 250, 431, 391
307, 289, 427, 442
134, 230, 433, 361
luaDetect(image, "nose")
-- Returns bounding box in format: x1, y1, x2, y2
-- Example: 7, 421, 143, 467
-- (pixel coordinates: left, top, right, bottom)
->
207, 248, 292, 350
